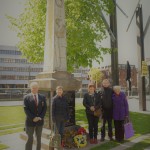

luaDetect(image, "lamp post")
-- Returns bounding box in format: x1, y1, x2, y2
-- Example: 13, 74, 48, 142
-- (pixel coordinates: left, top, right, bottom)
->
149, 65, 150, 95
110, 0, 119, 85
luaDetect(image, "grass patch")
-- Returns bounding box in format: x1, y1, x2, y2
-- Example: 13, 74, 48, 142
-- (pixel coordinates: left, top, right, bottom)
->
75, 103, 88, 126
0, 106, 25, 126
126, 137, 150, 150
91, 141, 120, 150
0, 143, 9, 150
0, 106, 25, 136
130, 112, 150, 135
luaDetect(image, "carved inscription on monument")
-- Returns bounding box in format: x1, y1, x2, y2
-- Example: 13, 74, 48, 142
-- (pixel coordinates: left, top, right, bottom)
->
43, 0, 67, 72
54, 0, 66, 71
55, 0, 63, 8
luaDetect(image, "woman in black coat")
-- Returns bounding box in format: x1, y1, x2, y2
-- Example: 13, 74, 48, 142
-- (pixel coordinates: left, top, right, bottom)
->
52, 86, 69, 146
83, 83, 101, 144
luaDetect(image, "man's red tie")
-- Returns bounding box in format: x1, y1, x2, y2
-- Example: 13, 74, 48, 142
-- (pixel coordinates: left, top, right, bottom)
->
34, 95, 38, 107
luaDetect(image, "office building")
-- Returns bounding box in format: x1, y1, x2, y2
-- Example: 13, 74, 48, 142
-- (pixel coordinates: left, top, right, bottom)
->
0, 45, 43, 88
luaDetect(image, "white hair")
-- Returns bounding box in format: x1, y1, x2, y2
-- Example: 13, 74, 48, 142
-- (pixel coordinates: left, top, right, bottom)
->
30, 82, 39, 89
113, 85, 121, 91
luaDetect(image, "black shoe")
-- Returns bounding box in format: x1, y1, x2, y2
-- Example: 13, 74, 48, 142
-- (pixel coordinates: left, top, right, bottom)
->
100, 138, 105, 142
116, 139, 124, 143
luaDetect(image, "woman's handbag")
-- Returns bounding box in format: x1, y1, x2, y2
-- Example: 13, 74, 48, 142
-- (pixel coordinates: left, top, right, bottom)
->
49, 123, 61, 148
124, 118, 134, 139
94, 108, 102, 117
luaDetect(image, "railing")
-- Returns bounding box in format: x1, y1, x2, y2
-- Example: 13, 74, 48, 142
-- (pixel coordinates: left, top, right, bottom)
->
0, 87, 149, 101
0, 88, 30, 101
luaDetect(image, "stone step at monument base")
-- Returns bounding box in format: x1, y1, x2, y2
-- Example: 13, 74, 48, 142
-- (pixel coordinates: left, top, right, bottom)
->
20, 128, 50, 150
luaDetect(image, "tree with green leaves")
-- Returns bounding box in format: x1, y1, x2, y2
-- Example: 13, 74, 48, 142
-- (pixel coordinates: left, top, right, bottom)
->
88, 68, 104, 88
7, 0, 46, 63
7, 0, 114, 72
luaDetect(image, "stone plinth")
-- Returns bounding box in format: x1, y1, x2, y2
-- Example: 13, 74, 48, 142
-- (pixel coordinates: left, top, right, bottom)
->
29, 71, 81, 91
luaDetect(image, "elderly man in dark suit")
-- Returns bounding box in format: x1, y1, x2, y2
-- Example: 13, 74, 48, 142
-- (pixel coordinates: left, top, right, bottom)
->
24, 82, 47, 150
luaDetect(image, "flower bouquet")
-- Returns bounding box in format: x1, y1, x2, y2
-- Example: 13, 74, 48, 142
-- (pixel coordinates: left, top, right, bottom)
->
74, 127, 87, 148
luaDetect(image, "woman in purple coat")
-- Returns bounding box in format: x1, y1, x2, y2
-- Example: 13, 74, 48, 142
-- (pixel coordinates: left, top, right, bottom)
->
112, 86, 129, 142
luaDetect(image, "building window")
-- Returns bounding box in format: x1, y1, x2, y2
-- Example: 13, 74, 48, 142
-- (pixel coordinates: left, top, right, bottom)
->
0, 50, 21, 55
0, 75, 35, 80
0, 66, 43, 72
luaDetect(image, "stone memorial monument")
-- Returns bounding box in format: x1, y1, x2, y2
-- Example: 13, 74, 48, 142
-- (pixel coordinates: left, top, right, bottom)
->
44, 0, 67, 72
29, 0, 81, 127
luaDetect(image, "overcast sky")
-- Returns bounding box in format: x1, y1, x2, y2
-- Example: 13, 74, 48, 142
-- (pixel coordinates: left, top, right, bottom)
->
0, 0, 25, 45
93, 0, 150, 67
0, 0, 150, 67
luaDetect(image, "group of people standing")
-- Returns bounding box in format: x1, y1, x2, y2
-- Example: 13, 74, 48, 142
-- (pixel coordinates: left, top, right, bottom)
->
83, 79, 129, 144
23, 79, 129, 150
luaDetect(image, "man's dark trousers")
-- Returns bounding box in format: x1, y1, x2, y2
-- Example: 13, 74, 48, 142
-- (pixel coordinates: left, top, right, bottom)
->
25, 125, 43, 150
101, 118, 113, 139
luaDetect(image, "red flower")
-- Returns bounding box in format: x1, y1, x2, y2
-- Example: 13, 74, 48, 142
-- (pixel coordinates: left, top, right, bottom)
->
77, 127, 86, 135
